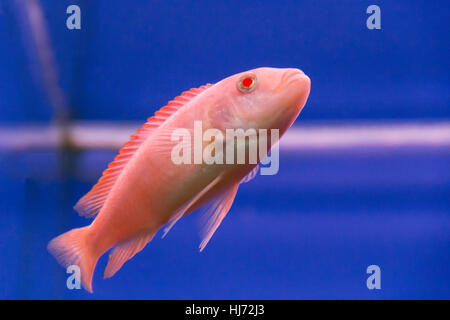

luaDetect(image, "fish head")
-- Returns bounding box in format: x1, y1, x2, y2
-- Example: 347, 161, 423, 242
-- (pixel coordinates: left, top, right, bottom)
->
211, 67, 311, 133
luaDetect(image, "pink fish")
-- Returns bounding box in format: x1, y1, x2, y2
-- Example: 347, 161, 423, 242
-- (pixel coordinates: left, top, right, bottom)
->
48, 67, 311, 292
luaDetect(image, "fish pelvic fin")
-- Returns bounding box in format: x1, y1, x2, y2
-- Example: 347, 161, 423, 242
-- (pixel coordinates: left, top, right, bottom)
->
47, 226, 99, 293
199, 183, 240, 252
162, 173, 224, 238
104, 232, 156, 279
74, 83, 214, 219
162, 174, 240, 251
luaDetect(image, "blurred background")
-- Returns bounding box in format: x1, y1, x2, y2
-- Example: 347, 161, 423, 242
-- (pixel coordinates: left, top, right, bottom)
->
0, 0, 449, 299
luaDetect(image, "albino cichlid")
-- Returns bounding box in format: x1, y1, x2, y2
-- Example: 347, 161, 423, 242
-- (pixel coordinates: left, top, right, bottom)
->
48, 67, 311, 292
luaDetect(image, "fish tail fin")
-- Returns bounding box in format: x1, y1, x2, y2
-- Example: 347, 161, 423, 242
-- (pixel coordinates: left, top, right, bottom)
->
47, 226, 99, 293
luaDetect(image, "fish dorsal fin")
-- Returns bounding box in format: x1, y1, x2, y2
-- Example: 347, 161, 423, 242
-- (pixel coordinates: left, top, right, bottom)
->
74, 83, 214, 218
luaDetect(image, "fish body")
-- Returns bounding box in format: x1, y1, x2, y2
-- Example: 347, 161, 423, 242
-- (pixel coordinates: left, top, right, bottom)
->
48, 67, 311, 292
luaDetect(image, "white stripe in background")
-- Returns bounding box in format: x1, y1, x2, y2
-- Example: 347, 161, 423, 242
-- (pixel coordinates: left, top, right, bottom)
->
280, 121, 450, 150
0, 121, 449, 151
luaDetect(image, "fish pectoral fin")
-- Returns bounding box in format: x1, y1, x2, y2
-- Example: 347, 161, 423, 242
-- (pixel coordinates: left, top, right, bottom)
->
199, 183, 240, 252
104, 232, 156, 279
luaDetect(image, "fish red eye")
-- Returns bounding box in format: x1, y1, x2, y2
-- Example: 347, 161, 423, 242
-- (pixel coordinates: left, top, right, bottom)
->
242, 77, 253, 88
237, 74, 257, 93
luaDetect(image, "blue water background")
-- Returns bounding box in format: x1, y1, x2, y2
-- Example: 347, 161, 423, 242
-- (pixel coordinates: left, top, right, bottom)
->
0, 1, 449, 299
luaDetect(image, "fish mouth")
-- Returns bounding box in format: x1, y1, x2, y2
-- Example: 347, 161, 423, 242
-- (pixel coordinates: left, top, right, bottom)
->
285, 69, 308, 87
273, 68, 306, 93
280, 69, 311, 111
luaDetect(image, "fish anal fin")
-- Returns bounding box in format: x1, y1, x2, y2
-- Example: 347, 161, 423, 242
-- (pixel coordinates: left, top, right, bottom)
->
74, 83, 214, 219
199, 183, 240, 252
104, 232, 155, 279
